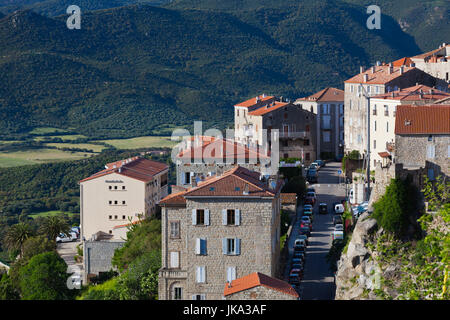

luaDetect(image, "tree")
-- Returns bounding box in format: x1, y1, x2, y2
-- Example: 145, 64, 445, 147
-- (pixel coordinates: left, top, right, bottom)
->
38, 216, 70, 241
3, 222, 34, 257
21, 235, 56, 261
18, 251, 70, 300
0, 272, 20, 300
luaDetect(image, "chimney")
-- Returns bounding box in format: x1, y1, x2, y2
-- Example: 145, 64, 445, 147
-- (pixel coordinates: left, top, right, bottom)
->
360, 66, 364, 74
400, 66, 404, 74
363, 74, 369, 83
191, 177, 197, 188
376, 61, 381, 66
371, 66, 375, 73
243, 183, 249, 195
388, 66, 393, 74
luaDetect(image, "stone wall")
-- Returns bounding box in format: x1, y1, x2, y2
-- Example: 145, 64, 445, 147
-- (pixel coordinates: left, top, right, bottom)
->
159, 197, 281, 300
225, 285, 298, 300
83, 240, 125, 283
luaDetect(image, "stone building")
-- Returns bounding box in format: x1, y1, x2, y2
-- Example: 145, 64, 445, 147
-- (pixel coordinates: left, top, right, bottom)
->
158, 166, 283, 300
234, 95, 317, 165
410, 43, 450, 87
369, 85, 450, 166
295, 87, 345, 160
223, 272, 299, 300
343, 63, 445, 156
394, 104, 450, 182
175, 136, 272, 188
79, 156, 169, 240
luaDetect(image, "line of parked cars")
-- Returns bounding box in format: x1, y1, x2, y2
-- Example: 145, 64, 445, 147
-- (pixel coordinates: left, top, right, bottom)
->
305, 159, 325, 183
56, 226, 81, 243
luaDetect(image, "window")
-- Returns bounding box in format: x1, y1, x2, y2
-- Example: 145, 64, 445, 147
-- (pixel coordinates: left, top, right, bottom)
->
223, 238, 241, 255
170, 252, 179, 268
386, 122, 389, 132
305, 153, 310, 161
122, 186, 126, 190
322, 104, 330, 114
322, 115, 331, 129
236, 109, 239, 117
195, 238, 207, 255
340, 104, 344, 114
170, 221, 180, 238
323, 131, 331, 142
192, 209, 209, 226
109, 186, 112, 190
349, 100, 352, 110
427, 169, 435, 181
428, 135, 433, 142
109, 200, 112, 205
122, 200, 126, 205
114, 200, 118, 205
374, 140, 376, 149
114, 186, 118, 190
283, 153, 289, 158
114, 215, 118, 220
374, 120, 377, 132
109, 215, 112, 220
227, 267, 236, 283
173, 287, 182, 300
122, 215, 126, 220
304, 139, 310, 146
222, 209, 240, 226
393, 105, 396, 117
184, 172, 191, 185
284, 113, 288, 119
372, 104, 377, 115
196, 266, 206, 283
427, 145, 435, 159
192, 294, 206, 300
384, 105, 389, 116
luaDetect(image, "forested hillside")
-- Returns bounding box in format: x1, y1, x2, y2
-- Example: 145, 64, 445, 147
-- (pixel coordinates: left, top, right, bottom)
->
0, 1, 428, 138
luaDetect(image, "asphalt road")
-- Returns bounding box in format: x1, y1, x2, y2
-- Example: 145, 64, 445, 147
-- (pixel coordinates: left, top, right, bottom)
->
285, 162, 346, 300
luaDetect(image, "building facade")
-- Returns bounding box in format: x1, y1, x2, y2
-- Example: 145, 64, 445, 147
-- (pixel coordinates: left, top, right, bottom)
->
80, 156, 169, 240
411, 43, 450, 88
234, 95, 317, 165
295, 87, 345, 160
158, 166, 283, 300
369, 85, 450, 165
344, 63, 445, 156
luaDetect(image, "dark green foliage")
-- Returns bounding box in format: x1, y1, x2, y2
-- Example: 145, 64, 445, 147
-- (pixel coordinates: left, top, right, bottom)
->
21, 235, 56, 261
18, 251, 70, 300
112, 218, 161, 271
372, 178, 418, 238
89, 270, 119, 285
38, 216, 70, 241
281, 175, 306, 201
0, 272, 20, 300
280, 209, 290, 236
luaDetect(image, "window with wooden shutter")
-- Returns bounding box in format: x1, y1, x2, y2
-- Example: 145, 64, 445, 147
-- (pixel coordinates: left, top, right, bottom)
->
170, 251, 179, 268
222, 210, 227, 225
227, 267, 236, 282
170, 221, 180, 238
196, 266, 205, 283
427, 145, 435, 159
204, 209, 210, 226
235, 210, 240, 226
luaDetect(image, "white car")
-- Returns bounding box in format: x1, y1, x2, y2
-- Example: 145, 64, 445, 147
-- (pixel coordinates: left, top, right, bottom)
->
334, 224, 344, 232
334, 203, 345, 214
56, 232, 78, 243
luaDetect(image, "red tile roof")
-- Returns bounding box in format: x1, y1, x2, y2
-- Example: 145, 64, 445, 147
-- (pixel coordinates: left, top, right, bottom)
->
113, 220, 142, 230
159, 166, 282, 206
411, 45, 450, 61
296, 87, 344, 103
395, 105, 450, 135
223, 272, 299, 298
378, 152, 390, 158
392, 57, 413, 67
235, 95, 275, 108
177, 137, 270, 162
345, 65, 415, 84
281, 193, 297, 204
371, 85, 450, 101
80, 156, 168, 183
248, 101, 288, 116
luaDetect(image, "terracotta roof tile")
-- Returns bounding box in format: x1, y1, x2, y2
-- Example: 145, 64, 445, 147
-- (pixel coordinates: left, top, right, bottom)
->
395, 105, 450, 135
235, 95, 275, 108
281, 193, 297, 204
345, 65, 415, 84
248, 101, 288, 116
223, 272, 299, 298
80, 157, 168, 183
371, 85, 450, 101
296, 87, 344, 103
392, 57, 413, 67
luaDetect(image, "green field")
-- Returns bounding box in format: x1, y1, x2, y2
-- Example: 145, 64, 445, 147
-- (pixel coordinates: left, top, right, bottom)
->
29, 127, 70, 135
34, 134, 88, 141
45, 142, 106, 153
29, 210, 79, 219
97, 136, 177, 150
0, 149, 95, 167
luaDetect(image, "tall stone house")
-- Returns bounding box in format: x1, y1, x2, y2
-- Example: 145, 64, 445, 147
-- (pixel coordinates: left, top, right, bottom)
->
394, 104, 450, 183
344, 63, 445, 156
369, 85, 450, 166
223, 272, 299, 300
410, 43, 450, 87
79, 156, 169, 241
295, 87, 345, 160
234, 94, 317, 165
175, 136, 272, 188
158, 166, 283, 300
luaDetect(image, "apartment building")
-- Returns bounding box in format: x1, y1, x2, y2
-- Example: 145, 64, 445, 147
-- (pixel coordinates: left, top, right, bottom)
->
175, 136, 272, 187
394, 104, 450, 180
410, 43, 450, 87
158, 166, 283, 300
234, 94, 317, 164
295, 87, 345, 160
79, 156, 169, 240
370, 85, 450, 165
344, 63, 444, 156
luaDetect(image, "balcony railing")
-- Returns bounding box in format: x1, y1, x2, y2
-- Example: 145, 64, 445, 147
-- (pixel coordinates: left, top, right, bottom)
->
279, 131, 308, 139
159, 268, 188, 279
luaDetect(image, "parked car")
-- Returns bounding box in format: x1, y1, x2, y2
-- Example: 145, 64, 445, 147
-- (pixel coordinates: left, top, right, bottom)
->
300, 216, 311, 224
309, 163, 320, 171
294, 243, 306, 253
334, 203, 345, 215
315, 160, 325, 167
306, 169, 318, 183
302, 210, 313, 222
333, 215, 343, 225
56, 232, 77, 243
296, 235, 309, 246
304, 196, 315, 206
306, 191, 316, 200
306, 187, 315, 194
334, 224, 344, 232
289, 269, 303, 284
292, 258, 304, 267
70, 227, 80, 237
301, 221, 312, 231
331, 230, 344, 242
298, 227, 311, 237
294, 238, 307, 248
293, 251, 306, 261
319, 203, 328, 214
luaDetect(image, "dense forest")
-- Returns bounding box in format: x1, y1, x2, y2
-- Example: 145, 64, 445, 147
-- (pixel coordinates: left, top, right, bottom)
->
0, 1, 444, 138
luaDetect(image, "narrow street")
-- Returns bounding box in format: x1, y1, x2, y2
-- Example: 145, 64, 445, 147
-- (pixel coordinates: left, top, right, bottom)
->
284, 162, 346, 300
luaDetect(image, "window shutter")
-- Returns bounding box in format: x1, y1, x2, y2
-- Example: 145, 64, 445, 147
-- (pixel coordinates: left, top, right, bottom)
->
222, 210, 227, 225
201, 238, 207, 255
222, 238, 227, 255
235, 209, 240, 226
227, 267, 236, 282
192, 295, 197, 300
196, 267, 200, 283
170, 252, 179, 268
192, 209, 197, 225
201, 266, 206, 283
204, 209, 210, 226
197, 266, 205, 283
235, 238, 241, 255
181, 172, 185, 185
195, 238, 201, 255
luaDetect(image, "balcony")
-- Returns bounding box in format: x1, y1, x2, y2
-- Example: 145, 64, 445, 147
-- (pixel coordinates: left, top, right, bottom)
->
159, 268, 187, 279
279, 131, 308, 139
